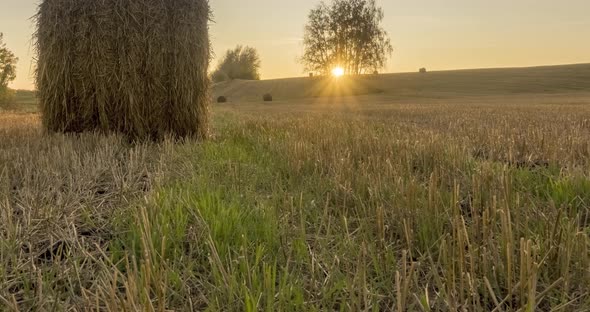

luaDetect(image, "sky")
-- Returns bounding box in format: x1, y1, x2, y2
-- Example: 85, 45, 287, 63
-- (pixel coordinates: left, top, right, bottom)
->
1, 0, 589, 90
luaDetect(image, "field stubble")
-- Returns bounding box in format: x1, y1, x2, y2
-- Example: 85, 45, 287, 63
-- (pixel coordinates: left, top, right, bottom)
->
1, 93, 589, 311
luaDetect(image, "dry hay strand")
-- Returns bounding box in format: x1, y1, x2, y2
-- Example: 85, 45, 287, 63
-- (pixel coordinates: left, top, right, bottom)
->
34, 0, 211, 140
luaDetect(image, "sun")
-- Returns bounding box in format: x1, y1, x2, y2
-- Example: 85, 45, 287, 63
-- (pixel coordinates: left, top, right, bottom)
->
331, 67, 344, 77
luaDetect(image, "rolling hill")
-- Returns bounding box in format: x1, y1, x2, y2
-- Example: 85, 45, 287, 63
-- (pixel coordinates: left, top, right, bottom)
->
213, 63, 590, 103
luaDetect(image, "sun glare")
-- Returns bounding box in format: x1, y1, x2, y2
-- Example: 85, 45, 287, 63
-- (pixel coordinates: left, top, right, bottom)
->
331, 67, 344, 77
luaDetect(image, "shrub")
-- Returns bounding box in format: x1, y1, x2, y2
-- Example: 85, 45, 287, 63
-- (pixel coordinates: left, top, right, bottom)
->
211, 70, 229, 84
211, 46, 261, 83
419, 68, 427, 74
217, 96, 227, 103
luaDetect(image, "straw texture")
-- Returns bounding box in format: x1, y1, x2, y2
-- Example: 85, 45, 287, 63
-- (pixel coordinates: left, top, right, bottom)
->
35, 0, 211, 140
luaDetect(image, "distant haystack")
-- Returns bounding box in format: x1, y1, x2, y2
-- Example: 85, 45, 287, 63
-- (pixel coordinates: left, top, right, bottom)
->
419, 68, 427, 74
35, 0, 211, 140
309, 73, 314, 77
217, 96, 227, 103
263, 93, 273, 102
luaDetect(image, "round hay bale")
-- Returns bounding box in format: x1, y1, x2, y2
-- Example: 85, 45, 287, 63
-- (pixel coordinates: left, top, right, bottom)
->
217, 96, 227, 103
419, 68, 427, 74
35, 0, 211, 140
263, 93, 273, 102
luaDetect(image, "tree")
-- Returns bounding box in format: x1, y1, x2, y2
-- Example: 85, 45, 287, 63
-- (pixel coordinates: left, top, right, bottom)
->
0, 33, 18, 105
0, 33, 18, 89
302, 0, 393, 76
211, 45, 261, 83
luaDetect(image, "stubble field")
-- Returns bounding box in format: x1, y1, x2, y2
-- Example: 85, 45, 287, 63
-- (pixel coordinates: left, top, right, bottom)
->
1, 65, 589, 311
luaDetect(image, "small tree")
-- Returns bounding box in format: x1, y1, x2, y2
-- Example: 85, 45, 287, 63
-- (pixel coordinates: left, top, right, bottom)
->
0, 33, 18, 105
302, 0, 393, 76
212, 45, 261, 83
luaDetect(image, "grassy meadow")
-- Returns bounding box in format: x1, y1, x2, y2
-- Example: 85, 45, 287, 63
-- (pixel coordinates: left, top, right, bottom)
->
1, 65, 590, 311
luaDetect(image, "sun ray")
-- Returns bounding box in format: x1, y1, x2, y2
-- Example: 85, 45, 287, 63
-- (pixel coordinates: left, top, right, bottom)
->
331, 67, 344, 77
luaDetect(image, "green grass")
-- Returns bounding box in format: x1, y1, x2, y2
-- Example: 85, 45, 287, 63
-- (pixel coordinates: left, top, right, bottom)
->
97, 112, 588, 311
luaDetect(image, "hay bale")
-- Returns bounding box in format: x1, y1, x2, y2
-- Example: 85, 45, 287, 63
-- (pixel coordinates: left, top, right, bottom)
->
263, 93, 273, 102
35, 0, 211, 140
419, 68, 427, 74
217, 96, 227, 103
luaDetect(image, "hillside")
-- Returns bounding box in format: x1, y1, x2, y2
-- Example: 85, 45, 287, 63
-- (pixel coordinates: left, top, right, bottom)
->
213, 63, 590, 102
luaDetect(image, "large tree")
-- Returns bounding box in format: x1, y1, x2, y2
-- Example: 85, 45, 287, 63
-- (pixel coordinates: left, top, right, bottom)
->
0, 33, 18, 103
211, 45, 261, 83
302, 0, 393, 76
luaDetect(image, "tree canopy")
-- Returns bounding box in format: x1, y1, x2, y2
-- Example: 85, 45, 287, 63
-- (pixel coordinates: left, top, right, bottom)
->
302, 0, 393, 76
212, 45, 261, 83
0, 33, 18, 105
0, 33, 18, 90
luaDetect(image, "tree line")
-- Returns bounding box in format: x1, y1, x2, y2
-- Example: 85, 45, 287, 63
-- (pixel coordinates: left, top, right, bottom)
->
213, 0, 391, 82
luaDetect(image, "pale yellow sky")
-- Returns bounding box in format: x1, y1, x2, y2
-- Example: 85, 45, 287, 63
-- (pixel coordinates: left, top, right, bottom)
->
2, 0, 589, 90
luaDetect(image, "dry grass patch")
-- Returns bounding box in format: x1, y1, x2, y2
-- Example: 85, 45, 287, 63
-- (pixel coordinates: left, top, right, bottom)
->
0, 115, 190, 309
1, 94, 589, 311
